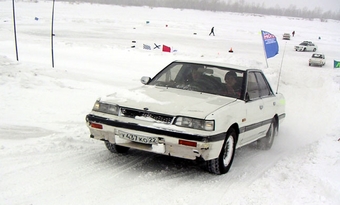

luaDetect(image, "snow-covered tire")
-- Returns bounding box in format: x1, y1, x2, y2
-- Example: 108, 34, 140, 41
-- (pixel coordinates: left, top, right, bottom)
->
257, 119, 277, 150
105, 141, 129, 153
207, 128, 236, 175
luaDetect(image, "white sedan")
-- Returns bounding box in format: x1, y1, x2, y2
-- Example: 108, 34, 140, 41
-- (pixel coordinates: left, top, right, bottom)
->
309, 53, 326, 66
295, 41, 318, 52
85, 60, 286, 174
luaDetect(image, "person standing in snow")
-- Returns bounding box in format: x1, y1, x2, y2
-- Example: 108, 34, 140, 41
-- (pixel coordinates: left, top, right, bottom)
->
292, 31, 295, 37
209, 27, 215, 36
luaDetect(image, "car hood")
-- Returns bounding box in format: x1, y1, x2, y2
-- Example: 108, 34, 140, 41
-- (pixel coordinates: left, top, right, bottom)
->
100, 85, 237, 119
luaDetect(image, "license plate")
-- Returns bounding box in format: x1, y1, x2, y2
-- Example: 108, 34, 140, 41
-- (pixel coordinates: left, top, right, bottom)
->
118, 131, 158, 145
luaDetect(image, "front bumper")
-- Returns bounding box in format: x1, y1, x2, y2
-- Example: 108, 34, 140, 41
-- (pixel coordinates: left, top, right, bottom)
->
309, 60, 324, 66
295, 46, 304, 51
85, 114, 225, 161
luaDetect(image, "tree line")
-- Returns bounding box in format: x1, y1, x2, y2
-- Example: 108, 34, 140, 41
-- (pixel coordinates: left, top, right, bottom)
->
24, 0, 340, 20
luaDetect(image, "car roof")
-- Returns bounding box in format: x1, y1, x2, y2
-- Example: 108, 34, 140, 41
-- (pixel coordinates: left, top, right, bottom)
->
172, 60, 259, 72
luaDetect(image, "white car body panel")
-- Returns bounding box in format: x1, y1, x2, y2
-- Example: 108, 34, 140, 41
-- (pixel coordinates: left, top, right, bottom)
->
100, 86, 236, 119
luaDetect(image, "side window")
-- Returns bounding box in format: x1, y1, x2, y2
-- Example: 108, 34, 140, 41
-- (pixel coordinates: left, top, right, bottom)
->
247, 72, 260, 100
255, 72, 272, 97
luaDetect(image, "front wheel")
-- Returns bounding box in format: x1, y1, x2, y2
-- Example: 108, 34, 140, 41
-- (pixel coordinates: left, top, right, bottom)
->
207, 128, 237, 174
257, 119, 277, 150
105, 141, 130, 153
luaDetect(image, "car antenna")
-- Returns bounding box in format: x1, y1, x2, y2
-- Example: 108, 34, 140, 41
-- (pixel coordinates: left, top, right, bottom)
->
276, 42, 286, 94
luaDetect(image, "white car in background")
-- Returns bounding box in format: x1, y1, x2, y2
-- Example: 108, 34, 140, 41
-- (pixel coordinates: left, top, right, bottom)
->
282, 33, 291, 40
85, 60, 286, 175
295, 41, 317, 52
309, 53, 326, 67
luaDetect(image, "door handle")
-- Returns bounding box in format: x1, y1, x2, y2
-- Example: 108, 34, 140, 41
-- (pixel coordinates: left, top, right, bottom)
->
259, 105, 263, 110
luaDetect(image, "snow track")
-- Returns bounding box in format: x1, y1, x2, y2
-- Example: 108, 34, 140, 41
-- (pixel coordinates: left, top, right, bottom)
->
1, 1, 339, 205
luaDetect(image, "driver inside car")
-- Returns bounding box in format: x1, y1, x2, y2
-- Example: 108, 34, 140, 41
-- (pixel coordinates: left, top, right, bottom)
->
184, 66, 205, 83
222, 71, 240, 98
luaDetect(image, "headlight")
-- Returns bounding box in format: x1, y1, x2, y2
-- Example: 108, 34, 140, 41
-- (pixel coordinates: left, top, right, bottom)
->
92, 100, 119, 115
174, 116, 214, 131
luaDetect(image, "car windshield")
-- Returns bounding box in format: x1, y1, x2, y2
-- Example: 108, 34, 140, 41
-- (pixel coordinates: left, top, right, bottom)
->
312, 54, 323, 58
299, 42, 308, 46
148, 62, 245, 98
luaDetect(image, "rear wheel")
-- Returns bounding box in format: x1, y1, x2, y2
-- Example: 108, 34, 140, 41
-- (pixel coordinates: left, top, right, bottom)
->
257, 119, 277, 150
313, 48, 317, 52
105, 141, 130, 153
207, 128, 236, 174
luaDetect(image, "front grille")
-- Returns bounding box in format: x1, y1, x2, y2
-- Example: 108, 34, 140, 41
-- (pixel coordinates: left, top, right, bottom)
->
120, 107, 174, 124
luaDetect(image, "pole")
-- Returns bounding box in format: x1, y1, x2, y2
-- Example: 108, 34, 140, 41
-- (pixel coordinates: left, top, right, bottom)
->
12, 0, 19, 61
276, 42, 286, 93
51, 0, 56, 68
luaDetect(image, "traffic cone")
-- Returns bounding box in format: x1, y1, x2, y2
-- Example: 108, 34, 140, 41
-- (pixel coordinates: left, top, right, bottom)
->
229, 47, 233, 53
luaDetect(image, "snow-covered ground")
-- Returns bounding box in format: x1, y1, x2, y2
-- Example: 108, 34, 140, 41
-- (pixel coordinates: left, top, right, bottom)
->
1, 1, 340, 205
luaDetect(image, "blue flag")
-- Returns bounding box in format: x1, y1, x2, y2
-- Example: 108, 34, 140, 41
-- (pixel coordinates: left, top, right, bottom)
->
261, 30, 279, 58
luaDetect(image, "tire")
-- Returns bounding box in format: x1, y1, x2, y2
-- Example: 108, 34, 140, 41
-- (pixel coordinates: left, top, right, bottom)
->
303, 48, 306, 51
257, 119, 277, 150
105, 141, 129, 153
207, 128, 236, 175
313, 48, 316, 52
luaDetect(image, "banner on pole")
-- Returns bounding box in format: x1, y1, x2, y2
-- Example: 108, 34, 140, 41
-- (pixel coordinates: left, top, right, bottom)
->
143, 44, 151, 50
334, 60, 340, 68
162, 45, 171, 52
261, 30, 279, 59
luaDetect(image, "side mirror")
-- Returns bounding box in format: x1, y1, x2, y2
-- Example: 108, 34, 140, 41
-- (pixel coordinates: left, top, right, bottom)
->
141, 76, 151, 85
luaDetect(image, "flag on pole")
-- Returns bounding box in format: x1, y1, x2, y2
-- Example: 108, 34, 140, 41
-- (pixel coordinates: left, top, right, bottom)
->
162, 45, 171, 52
143, 44, 151, 50
261, 30, 279, 58
154, 43, 160, 49
334, 60, 340, 68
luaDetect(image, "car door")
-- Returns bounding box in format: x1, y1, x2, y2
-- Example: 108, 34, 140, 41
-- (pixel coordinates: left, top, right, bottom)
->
241, 71, 277, 145
307, 43, 315, 51
240, 72, 265, 145
255, 72, 276, 134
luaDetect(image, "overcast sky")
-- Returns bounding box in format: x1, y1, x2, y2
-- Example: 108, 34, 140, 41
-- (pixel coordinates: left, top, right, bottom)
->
241, 0, 339, 12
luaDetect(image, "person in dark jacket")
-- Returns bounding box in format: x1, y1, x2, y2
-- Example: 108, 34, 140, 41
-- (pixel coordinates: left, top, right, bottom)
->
209, 27, 215, 36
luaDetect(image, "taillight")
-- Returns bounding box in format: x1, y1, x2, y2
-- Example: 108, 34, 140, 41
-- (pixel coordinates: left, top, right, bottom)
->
91, 123, 103, 129
179, 140, 197, 147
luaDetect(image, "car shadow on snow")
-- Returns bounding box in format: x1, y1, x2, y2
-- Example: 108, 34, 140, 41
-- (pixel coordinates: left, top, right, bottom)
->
100, 141, 264, 175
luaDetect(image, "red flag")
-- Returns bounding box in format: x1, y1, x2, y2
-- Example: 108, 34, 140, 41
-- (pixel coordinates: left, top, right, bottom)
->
162, 45, 171, 52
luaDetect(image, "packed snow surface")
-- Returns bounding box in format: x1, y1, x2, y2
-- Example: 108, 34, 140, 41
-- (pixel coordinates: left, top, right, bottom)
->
0, 1, 340, 205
